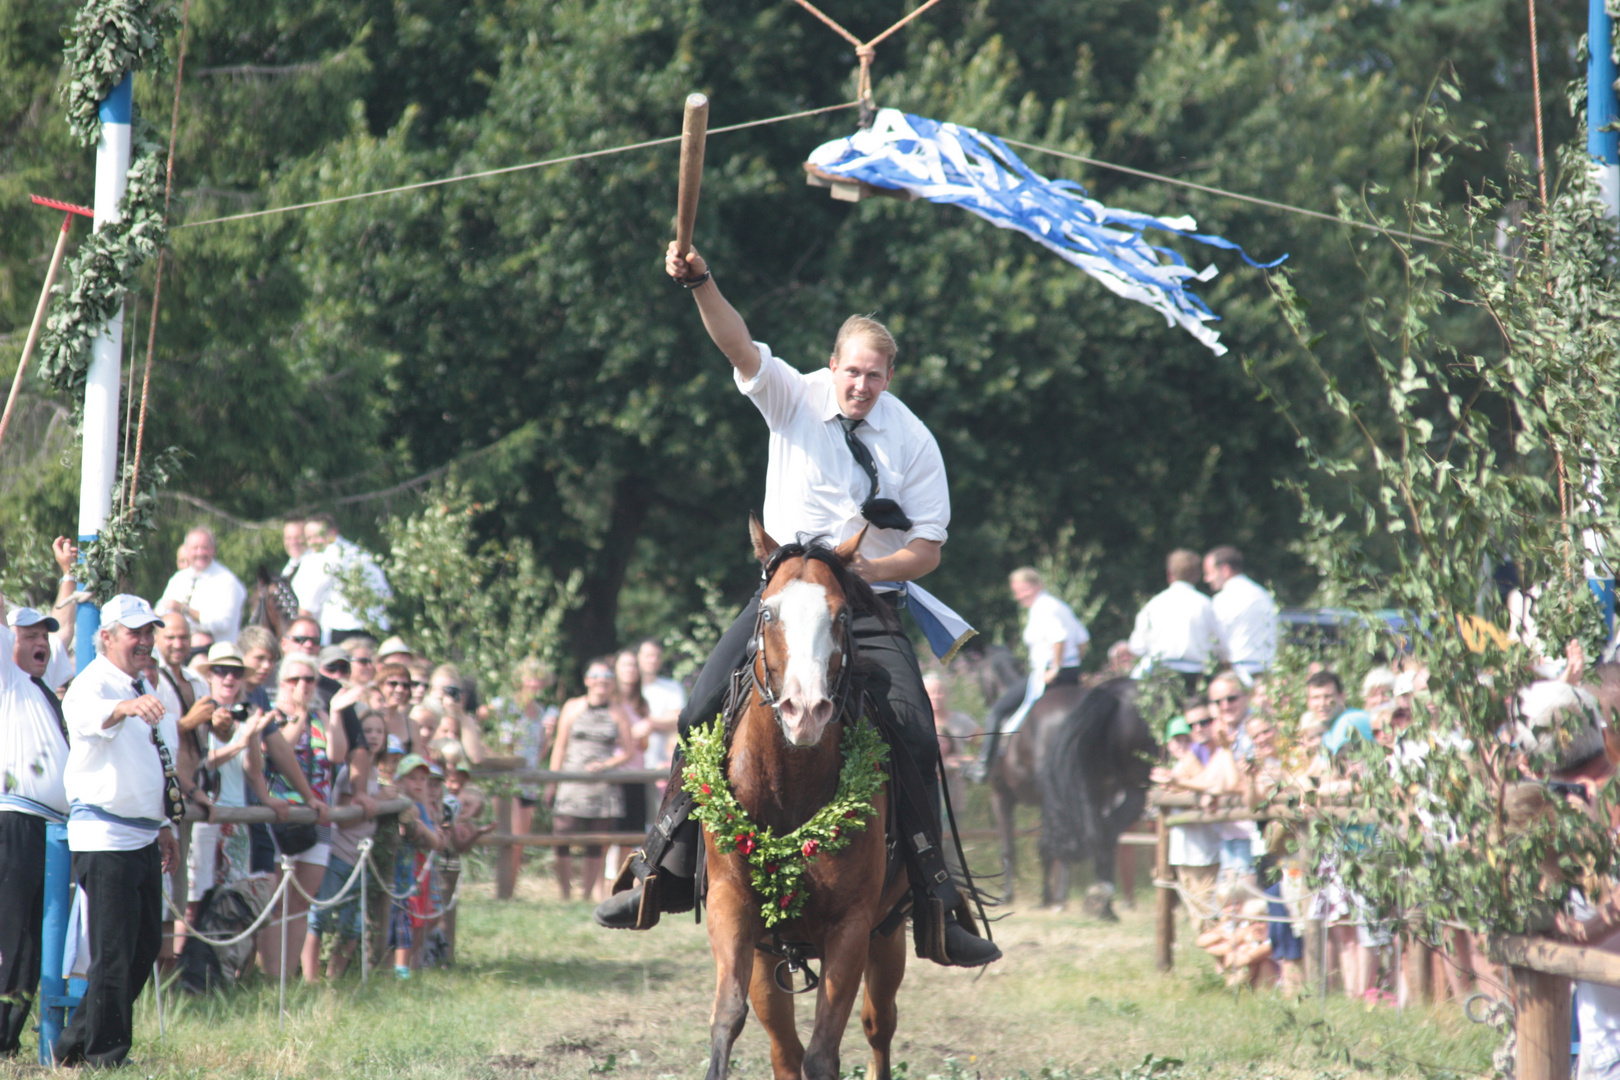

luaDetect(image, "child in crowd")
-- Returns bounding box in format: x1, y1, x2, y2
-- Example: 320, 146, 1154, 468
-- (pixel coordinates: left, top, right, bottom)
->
389, 755, 444, 978
377, 734, 404, 787
306, 713, 385, 981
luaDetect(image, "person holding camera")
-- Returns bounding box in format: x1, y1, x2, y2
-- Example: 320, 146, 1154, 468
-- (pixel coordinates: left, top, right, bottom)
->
426, 664, 487, 764
184, 644, 277, 924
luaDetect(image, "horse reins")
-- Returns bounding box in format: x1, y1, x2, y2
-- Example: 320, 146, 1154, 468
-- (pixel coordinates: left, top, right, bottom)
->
751, 543, 859, 733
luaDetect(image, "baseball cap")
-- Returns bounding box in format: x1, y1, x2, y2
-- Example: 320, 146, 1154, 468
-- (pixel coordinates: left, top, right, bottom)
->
99, 594, 163, 631
396, 753, 431, 777
6, 607, 59, 633
384, 734, 405, 756
317, 645, 351, 669
426, 763, 445, 779
198, 641, 246, 673
1165, 716, 1192, 740
377, 636, 412, 660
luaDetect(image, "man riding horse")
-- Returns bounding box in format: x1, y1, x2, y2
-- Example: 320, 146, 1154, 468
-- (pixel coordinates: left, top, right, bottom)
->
592, 243, 1001, 969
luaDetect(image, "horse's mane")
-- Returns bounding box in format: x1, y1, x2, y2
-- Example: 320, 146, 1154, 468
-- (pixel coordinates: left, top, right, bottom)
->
762, 534, 899, 631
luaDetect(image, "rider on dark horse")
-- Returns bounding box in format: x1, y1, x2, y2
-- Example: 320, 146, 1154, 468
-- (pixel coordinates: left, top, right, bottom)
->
592, 242, 1001, 969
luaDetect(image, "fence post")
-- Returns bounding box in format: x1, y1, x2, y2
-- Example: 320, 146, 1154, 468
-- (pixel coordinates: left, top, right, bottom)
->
1154, 812, 1174, 972
495, 796, 515, 901
37, 823, 82, 1065
1401, 932, 1433, 1005
1513, 964, 1573, 1080
1303, 917, 1326, 997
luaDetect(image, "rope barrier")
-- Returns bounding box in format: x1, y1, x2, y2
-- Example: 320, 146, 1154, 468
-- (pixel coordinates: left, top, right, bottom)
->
174, 101, 861, 229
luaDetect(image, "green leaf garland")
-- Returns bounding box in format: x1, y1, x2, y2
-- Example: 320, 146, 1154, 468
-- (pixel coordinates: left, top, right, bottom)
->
681, 715, 889, 927
42, 0, 181, 595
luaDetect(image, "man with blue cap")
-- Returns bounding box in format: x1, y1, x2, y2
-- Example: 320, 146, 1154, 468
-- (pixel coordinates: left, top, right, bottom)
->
54, 594, 180, 1068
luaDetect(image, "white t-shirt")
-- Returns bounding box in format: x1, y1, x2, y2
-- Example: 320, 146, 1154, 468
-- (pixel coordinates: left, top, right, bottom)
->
0, 629, 75, 820
1128, 581, 1227, 674
293, 537, 392, 640
641, 675, 686, 769
158, 560, 247, 644
63, 658, 179, 851
1022, 591, 1089, 672
735, 343, 949, 569
1211, 574, 1278, 672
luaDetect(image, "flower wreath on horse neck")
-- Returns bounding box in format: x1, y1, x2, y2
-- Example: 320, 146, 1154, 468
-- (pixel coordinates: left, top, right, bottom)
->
680, 714, 889, 927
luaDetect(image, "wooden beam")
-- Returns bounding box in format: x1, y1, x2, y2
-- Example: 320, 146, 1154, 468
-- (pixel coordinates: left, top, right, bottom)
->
802, 162, 917, 203
1492, 934, 1620, 987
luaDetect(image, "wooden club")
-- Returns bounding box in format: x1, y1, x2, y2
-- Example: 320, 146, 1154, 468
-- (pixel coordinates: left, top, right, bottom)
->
675, 93, 709, 261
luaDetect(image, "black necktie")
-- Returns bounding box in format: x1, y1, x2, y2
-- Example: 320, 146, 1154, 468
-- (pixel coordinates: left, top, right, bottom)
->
31, 677, 67, 744
837, 416, 913, 532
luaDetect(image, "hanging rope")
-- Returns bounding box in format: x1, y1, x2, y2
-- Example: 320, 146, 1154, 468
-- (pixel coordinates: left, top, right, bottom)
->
126, 0, 192, 510
790, 0, 946, 118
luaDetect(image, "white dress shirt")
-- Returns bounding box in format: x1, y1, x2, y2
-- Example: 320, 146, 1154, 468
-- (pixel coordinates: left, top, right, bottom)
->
1212, 574, 1278, 672
0, 629, 75, 821
1128, 581, 1227, 674
641, 675, 687, 769
736, 343, 949, 571
294, 537, 392, 641
158, 559, 247, 644
63, 657, 179, 851
1022, 591, 1090, 672
153, 662, 209, 725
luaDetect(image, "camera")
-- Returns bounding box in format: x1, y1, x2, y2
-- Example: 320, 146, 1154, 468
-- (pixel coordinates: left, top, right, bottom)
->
229, 703, 249, 723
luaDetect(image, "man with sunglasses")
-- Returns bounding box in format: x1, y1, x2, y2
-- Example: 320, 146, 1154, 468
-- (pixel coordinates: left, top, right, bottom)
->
1207, 671, 1254, 761
594, 243, 1001, 969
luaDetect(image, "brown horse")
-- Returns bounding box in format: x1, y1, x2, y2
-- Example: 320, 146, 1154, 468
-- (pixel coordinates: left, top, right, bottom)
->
700, 519, 911, 1080
245, 565, 298, 638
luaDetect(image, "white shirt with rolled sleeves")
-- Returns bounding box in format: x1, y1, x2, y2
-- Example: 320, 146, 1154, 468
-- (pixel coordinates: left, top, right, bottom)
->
62, 658, 179, 852
158, 559, 247, 644
1211, 574, 1278, 673
736, 342, 948, 575
295, 537, 392, 641
0, 628, 75, 821
1128, 580, 1227, 674
1023, 591, 1089, 672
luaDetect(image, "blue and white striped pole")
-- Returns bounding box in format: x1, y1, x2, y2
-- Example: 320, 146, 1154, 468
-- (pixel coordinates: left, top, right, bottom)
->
1592, 0, 1619, 218
40, 69, 133, 1066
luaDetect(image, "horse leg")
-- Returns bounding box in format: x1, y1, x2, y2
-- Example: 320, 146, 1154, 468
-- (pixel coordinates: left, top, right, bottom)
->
1043, 858, 1068, 909
704, 882, 757, 1080
861, 923, 907, 1080
800, 923, 872, 1080
748, 950, 804, 1080
991, 781, 1017, 904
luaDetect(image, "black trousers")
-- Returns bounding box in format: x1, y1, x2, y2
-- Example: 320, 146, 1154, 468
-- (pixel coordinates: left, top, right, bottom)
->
55, 844, 164, 1068
0, 813, 45, 1055
677, 591, 941, 793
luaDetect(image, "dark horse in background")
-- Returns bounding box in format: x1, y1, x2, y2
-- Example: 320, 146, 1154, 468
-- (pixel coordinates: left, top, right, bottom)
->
963, 646, 1156, 917
246, 566, 299, 637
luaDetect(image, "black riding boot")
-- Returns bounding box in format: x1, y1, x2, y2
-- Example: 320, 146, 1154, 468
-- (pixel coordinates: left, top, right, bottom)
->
593, 755, 699, 931
908, 778, 1001, 968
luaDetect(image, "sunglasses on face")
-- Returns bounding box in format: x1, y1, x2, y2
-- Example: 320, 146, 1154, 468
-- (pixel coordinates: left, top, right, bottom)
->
290, 635, 320, 647
1191, 718, 1215, 727
585, 672, 614, 681
213, 668, 244, 680
282, 674, 316, 685
351, 656, 375, 666
384, 680, 411, 691
440, 685, 461, 699
1211, 694, 1244, 707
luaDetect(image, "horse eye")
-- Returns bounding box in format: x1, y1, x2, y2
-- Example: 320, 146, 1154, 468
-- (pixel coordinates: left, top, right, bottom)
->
761, 608, 775, 623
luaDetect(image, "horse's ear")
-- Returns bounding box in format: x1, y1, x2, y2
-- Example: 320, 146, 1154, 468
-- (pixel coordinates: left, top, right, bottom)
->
833, 525, 868, 565
749, 512, 779, 564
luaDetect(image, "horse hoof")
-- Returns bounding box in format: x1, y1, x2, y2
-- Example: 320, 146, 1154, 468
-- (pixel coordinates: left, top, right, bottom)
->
1081, 884, 1118, 921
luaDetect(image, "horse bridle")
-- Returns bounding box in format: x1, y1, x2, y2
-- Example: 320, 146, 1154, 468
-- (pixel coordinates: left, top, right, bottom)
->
751, 543, 858, 733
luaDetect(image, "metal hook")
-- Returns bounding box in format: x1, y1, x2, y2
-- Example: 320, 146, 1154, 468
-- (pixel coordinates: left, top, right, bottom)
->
773, 956, 821, 995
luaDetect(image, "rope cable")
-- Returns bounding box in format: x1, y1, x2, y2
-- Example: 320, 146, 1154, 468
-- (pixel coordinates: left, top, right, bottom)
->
175, 101, 862, 229
999, 138, 1452, 248
126, 0, 192, 506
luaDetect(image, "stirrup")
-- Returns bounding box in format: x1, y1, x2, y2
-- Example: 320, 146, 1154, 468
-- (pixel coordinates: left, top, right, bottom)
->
596, 850, 665, 931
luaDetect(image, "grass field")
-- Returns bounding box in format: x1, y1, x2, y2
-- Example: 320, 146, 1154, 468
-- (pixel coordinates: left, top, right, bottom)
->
0, 837, 1501, 1079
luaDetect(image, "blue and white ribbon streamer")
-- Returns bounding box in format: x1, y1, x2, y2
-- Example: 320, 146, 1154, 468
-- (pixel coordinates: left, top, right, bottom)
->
808, 109, 1286, 356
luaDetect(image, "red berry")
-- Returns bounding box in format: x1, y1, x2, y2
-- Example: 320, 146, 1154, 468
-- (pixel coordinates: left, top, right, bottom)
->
844, 810, 858, 819
701, 783, 712, 795
779, 892, 796, 908
831, 827, 841, 840
802, 839, 819, 857
765, 863, 778, 874
736, 833, 756, 855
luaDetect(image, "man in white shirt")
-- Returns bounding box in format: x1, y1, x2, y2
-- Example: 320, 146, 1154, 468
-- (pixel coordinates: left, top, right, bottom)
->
595, 242, 998, 968
967, 567, 1090, 780
292, 513, 392, 645
54, 595, 179, 1068
1128, 549, 1227, 689
636, 638, 686, 771
280, 518, 305, 581
0, 590, 77, 1055
1203, 546, 1278, 675
157, 527, 246, 645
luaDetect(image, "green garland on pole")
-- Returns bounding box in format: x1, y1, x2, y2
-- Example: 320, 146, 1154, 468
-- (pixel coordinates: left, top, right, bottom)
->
680, 715, 889, 927
39, 0, 181, 601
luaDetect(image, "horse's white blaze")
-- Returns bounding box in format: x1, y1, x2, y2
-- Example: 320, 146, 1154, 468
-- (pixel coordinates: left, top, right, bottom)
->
771, 579, 837, 747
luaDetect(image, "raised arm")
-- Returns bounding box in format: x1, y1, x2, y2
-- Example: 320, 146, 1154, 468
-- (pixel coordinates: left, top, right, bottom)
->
666, 243, 759, 378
